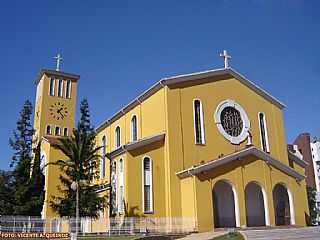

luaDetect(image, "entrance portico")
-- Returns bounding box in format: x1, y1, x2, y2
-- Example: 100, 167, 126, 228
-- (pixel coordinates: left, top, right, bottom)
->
177, 146, 307, 232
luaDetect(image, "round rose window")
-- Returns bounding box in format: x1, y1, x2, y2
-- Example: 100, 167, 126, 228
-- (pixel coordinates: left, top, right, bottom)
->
214, 100, 250, 144
220, 107, 243, 137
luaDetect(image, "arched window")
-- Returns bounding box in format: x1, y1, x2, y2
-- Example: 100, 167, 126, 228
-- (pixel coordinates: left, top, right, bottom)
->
57, 79, 63, 97
65, 80, 72, 98
258, 113, 270, 153
193, 99, 205, 144
100, 136, 106, 179
142, 157, 153, 213
49, 78, 55, 96
131, 115, 138, 142
63, 128, 68, 137
55, 126, 61, 136
115, 126, 121, 148
119, 159, 124, 213
46, 125, 52, 135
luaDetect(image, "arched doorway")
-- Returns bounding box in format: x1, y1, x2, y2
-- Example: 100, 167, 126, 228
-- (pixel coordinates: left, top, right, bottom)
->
212, 180, 239, 228
273, 183, 293, 226
245, 182, 266, 227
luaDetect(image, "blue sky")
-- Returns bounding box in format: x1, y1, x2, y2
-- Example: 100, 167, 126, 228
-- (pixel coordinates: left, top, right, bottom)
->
0, 1, 319, 170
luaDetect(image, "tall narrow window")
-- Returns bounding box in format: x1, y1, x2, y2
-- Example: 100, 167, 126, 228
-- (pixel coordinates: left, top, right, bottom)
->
119, 159, 124, 213
131, 115, 138, 141
259, 112, 270, 153
115, 126, 121, 149
63, 128, 68, 137
46, 125, 52, 135
57, 79, 63, 97
193, 99, 205, 144
55, 126, 61, 136
65, 80, 72, 98
101, 136, 106, 179
142, 157, 153, 213
111, 160, 117, 214
49, 78, 55, 96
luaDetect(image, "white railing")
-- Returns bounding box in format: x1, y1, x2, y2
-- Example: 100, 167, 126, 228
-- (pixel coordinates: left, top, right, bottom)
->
0, 216, 197, 236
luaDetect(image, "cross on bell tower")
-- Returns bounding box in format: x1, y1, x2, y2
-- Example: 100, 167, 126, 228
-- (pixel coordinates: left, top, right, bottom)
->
219, 50, 231, 69
53, 53, 63, 71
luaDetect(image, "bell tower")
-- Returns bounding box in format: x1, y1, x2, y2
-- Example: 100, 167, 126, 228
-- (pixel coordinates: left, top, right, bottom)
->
33, 69, 80, 144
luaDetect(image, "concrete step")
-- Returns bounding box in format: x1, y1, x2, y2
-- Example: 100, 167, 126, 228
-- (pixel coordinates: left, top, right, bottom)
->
241, 226, 320, 240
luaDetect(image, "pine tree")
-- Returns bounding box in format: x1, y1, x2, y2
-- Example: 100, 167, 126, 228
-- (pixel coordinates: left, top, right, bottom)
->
9, 100, 34, 214
79, 98, 93, 134
8, 100, 44, 216
23, 144, 45, 216
9, 100, 33, 168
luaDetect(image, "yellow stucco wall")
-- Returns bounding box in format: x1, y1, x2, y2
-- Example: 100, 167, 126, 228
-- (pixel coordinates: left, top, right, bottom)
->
96, 88, 166, 183
169, 77, 288, 169
41, 140, 70, 218
125, 140, 166, 217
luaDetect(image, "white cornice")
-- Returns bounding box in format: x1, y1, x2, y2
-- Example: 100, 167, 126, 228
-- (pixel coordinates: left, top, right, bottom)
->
287, 150, 308, 168
107, 133, 165, 159
176, 146, 305, 181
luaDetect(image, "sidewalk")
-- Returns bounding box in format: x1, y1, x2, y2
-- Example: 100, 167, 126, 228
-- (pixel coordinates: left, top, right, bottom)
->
178, 230, 227, 240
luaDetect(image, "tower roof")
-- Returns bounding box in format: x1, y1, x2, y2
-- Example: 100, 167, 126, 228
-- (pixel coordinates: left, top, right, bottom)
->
34, 69, 80, 85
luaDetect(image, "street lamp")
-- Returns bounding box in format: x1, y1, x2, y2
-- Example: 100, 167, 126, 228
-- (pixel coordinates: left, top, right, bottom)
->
71, 181, 79, 240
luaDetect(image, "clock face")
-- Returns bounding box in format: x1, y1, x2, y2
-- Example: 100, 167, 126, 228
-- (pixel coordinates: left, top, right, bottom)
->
49, 102, 68, 120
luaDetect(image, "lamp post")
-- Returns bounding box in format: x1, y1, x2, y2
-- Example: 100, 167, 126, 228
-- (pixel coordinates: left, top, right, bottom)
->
71, 181, 79, 240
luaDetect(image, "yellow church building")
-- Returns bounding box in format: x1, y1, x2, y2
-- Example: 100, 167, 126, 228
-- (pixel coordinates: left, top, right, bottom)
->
34, 54, 309, 232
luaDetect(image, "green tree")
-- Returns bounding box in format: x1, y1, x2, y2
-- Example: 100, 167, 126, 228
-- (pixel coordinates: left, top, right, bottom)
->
79, 98, 93, 134
50, 99, 106, 218
8, 100, 44, 216
0, 170, 14, 215
307, 186, 318, 225
23, 144, 45, 216
49, 125, 106, 218
8, 100, 33, 215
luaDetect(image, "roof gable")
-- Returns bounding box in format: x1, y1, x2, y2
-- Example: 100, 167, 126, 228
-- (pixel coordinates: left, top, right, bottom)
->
96, 67, 285, 132
161, 68, 285, 109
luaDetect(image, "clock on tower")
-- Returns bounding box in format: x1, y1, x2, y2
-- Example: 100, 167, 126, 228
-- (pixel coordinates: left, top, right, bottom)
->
33, 68, 80, 145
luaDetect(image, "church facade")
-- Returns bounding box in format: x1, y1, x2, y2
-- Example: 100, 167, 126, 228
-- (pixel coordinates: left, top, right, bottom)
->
34, 64, 309, 231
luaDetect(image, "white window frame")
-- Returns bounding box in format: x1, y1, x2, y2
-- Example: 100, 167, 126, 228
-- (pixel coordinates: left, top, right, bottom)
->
115, 126, 121, 149
118, 159, 124, 214
65, 80, 72, 98
63, 127, 68, 137
100, 136, 106, 179
193, 99, 205, 145
214, 99, 250, 145
131, 115, 138, 142
141, 156, 153, 214
57, 79, 64, 97
258, 112, 270, 153
46, 125, 52, 135
49, 78, 55, 96
55, 126, 61, 136
112, 160, 118, 213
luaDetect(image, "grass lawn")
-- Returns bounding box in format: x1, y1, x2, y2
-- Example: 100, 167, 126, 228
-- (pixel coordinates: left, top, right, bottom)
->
212, 232, 244, 240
